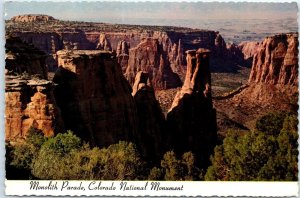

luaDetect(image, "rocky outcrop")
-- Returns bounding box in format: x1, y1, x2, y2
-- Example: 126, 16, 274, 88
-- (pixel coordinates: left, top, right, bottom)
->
5, 36, 63, 140
167, 48, 217, 168
238, 41, 260, 60
214, 33, 299, 130
132, 71, 165, 162
54, 50, 138, 147
125, 38, 182, 89
10, 14, 56, 22
116, 40, 130, 73
226, 43, 244, 61
96, 33, 112, 51
5, 76, 63, 140
5, 36, 48, 79
249, 33, 298, 86
214, 33, 227, 58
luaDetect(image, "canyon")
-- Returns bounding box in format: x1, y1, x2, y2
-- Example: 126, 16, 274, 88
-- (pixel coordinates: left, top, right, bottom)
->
214, 33, 298, 131
6, 15, 243, 77
5, 15, 298, 170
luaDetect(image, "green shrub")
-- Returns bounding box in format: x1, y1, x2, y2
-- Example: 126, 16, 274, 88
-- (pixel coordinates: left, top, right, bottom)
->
152, 151, 200, 181
205, 112, 298, 181
255, 112, 287, 136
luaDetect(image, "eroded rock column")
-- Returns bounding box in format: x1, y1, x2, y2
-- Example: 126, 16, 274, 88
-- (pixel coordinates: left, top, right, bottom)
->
167, 48, 217, 168
132, 71, 165, 163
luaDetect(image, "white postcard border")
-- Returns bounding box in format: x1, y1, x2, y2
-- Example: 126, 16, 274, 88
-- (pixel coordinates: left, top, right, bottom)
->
2, 0, 300, 197
5, 180, 299, 196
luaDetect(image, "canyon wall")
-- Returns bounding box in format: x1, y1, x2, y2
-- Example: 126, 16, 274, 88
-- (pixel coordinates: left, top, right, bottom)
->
5, 37, 63, 140
214, 33, 298, 129
5, 76, 63, 140
238, 41, 260, 60
7, 16, 232, 82
249, 33, 298, 86
5, 36, 48, 79
54, 50, 138, 147
125, 38, 182, 89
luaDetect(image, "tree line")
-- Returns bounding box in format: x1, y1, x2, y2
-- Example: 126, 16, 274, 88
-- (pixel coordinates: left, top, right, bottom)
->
6, 111, 298, 181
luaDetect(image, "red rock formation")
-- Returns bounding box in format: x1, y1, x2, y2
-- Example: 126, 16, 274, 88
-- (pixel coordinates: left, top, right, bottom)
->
54, 50, 138, 147
5, 36, 48, 79
5, 76, 63, 140
168, 39, 185, 79
96, 33, 112, 51
214, 33, 227, 58
7, 16, 233, 77
132, 71, 165, 162
5, 37, 63, 140
10, 14, 56, 22
214, 33, 298, 130
167, 48, 217, 168
249, 33, 298, 86
226, 43, 244, 61
125, 38, 182, 89
116, 40, 130, 73
238, 41, 260, 60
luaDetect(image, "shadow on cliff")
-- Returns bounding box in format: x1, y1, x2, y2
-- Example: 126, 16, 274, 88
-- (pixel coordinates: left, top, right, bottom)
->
133, 88, 166, 165
210, 58, 252, 73
166, 92, 217, 169
53, 66, 94, 144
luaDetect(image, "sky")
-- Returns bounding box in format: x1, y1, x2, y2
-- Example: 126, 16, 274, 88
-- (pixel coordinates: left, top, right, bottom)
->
4, 1, 298, 25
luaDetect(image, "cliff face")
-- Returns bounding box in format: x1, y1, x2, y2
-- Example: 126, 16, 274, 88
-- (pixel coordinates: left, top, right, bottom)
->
249, 33, 298, 86
132, 71, 165, 162
5, 76, 63, 140
125, 38, 182, 89
5, 36, 48, 79
214, 33, 299, 130
5, 37, 63, 140
167, 49, 217, 168
53, 50, 138, 147
238, 41, 260, 60
7, 16, 233, 79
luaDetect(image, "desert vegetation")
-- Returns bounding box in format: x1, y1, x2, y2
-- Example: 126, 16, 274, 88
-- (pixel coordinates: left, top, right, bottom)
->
6, 111, 298, 181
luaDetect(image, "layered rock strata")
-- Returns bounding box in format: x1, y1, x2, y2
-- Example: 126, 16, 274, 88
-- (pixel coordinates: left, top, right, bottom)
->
214, 33, 299, 129
5, 36, 63, 140
125, 38, 182, 89
132, 71, 165, 163
249, 33, 298, 85
7, 16, 234, 78
167, 49, 217, 168
54, 50, 138, 147
238, 41, 260, 60
5, 76, 63, 140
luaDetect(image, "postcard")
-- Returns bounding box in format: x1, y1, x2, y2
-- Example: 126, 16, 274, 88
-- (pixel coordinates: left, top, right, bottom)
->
3, 1, 299, 197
